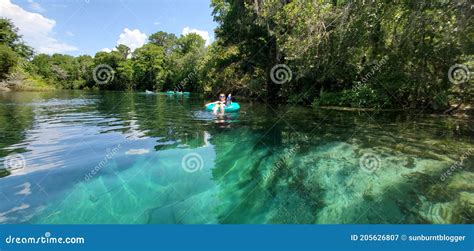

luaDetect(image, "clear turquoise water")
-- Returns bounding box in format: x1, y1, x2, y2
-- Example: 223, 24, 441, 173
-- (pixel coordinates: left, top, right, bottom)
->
0, 91, 472, 224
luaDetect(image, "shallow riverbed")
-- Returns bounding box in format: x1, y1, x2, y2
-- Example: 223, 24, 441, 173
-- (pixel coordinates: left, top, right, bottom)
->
0, 91, 472, 224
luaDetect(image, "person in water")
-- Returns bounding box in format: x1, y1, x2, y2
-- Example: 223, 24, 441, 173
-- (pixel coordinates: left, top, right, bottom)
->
206, 93, 231, 115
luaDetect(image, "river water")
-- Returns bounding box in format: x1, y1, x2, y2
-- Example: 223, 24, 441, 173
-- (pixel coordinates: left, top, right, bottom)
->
0, 91, 472, 224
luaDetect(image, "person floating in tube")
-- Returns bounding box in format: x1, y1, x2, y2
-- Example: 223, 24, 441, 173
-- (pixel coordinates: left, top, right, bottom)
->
206, 93, 231, 115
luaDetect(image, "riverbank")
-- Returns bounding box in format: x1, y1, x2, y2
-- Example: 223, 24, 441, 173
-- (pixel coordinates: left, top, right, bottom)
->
0, 76, 56, 92
317, 104, 473, 117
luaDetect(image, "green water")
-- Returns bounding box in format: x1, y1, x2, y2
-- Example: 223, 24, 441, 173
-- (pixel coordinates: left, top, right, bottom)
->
0, 91, 472, 224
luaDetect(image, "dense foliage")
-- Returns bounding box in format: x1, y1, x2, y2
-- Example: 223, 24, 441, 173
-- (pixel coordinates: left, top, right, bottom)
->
206, 0, 473, 109
27, 32, 205, 92
1, 0, 472, 110
0, 18, 206, 92
0, 18, 33, 80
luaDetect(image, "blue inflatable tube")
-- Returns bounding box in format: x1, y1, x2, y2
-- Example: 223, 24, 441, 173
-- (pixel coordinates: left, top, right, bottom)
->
205, 102, 240, 113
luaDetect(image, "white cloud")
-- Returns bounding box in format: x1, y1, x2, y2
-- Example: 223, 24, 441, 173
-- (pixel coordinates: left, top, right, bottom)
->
101, 48, 112, 53
65, 31, 74, 37
182, 27, 211, 46
0, 0, 78, 54
116, 28, 147, 51
27, 0, 45, 12
101, 28, 146, 53
153, 21, 160, 26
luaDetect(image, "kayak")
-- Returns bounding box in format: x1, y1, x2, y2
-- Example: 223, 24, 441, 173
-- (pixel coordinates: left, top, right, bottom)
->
166, 91, 175, 95
183, 92, 190, 95
205, 102, 240, 113
145, 90, 154, 94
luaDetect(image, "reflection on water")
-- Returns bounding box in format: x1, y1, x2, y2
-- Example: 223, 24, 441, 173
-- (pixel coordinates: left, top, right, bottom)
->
0, 91, 472, 224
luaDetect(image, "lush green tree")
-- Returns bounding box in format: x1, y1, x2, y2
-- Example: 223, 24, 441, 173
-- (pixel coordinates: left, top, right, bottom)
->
198, 42, 242, 94
0, 18, 32, 81
92, 51, 130, 90
0, 44, 18, 80
165, 33, 206, 92
0, 18, 33, 59
210, 0, 282, 100
30, 54, 52, 78
148, 31, 178, 90
30, 53, 80, 89
208, 0, 472, 109
75, 55, 94, 89
149, 31, 177, 55
116, 44, 131, 59
132, 43, 166, 91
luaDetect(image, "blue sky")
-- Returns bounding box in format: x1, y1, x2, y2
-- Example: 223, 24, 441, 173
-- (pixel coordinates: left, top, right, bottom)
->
0, 0, 217, 56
